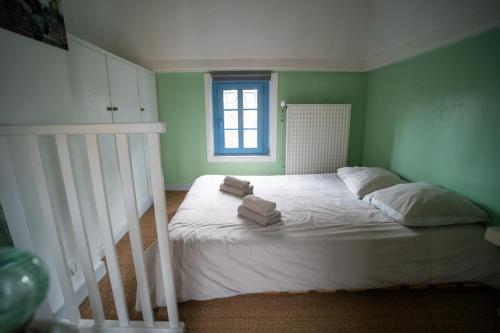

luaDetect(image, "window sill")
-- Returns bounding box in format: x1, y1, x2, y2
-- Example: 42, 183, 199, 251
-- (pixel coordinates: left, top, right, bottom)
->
207, 154, 276, 163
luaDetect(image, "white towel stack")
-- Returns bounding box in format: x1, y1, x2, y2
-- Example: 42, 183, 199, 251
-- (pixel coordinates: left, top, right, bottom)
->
219, 176, 254, 197
238, 194, 281, 226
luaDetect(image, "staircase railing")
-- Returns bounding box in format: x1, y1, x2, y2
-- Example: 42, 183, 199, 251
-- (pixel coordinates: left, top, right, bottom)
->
0, 123, 182, 332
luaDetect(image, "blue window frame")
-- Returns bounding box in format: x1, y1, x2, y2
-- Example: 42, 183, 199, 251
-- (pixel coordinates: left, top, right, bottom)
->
212, 80, 269, 155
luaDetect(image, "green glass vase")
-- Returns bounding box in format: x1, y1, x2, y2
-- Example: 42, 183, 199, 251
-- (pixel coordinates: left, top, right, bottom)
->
0, 247, 49, 333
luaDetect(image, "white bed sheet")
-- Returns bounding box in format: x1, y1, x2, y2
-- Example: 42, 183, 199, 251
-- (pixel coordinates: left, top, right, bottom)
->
142, 174, 500, 304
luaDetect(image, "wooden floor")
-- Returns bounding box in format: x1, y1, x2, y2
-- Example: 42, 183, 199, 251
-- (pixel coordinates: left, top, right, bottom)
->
80, 191, 500, 332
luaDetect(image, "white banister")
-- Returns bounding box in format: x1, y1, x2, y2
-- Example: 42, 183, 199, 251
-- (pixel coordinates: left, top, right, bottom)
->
26, 135, 81, 324
0, 137, 36, 253
75, 320, 184, 332
1, 123, 183, 332
115, 133, 155, 327
146, 133, 180, 328
0, 123, 166, 136
55, 135, 106, 326
85, 134, 130, 326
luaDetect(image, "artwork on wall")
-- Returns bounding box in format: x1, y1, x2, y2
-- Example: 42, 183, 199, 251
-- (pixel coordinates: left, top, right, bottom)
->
0, 0, 68, 50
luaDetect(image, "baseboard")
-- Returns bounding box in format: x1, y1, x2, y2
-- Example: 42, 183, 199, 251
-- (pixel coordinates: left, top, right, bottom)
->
138, 196, 154, 217
53, 260, 107, 320
165, 183, 192, 191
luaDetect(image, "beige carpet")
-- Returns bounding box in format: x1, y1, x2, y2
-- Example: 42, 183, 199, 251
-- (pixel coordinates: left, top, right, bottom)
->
80, 191, 500, 332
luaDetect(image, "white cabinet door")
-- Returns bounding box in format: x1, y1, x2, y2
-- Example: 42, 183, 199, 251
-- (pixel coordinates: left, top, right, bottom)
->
67, 40, 113, 123
67, 41, 128, 245
138, 70, 158, 122
138, 70, 159, 198
106, 57, 141, 123
106, 57, 151, 213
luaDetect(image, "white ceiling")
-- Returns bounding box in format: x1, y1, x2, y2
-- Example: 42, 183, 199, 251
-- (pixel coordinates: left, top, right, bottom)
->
366, 0, 500, 69
63, 0, 500, 72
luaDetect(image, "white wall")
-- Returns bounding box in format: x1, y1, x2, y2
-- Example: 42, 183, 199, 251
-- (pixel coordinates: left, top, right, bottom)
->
365, 0, 500, 69
62, 0, 116, 54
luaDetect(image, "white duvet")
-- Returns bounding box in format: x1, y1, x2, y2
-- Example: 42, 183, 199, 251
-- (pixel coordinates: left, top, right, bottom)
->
142, 174, 500, 304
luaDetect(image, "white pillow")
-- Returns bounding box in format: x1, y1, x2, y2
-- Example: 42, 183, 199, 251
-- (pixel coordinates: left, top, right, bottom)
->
363, 182, 490, 227
337, 166, 405, 198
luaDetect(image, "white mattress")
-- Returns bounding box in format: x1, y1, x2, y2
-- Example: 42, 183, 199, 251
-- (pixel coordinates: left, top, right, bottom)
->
142, 174, 500, 304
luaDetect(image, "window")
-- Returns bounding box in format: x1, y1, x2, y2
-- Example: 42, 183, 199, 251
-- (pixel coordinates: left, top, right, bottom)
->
204, 72, 277, 163
212, 80, 269, 155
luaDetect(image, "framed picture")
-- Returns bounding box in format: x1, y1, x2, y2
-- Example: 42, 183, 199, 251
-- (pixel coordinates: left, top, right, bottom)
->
0, 0, 68, 50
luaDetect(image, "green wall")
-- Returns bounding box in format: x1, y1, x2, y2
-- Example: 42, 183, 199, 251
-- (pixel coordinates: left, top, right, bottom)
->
157, 28, 500, 223
157, 71, 367, 184
363, 27, 500, 223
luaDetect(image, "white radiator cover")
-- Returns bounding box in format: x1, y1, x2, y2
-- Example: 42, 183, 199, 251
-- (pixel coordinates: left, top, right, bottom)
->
285, 104, 351, 175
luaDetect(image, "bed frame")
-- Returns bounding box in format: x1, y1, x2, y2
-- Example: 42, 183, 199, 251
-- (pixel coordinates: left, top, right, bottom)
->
0, 123, 183, 332
263, 282, 485, 295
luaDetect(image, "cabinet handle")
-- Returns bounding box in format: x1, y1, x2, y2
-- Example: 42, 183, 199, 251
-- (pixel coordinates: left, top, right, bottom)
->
106, 106, 112, 111
140, 107, 145, 111
113, 106, 118, 111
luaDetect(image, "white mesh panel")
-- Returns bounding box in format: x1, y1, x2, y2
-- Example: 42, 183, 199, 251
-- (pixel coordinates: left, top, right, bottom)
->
285, 104, 351, 175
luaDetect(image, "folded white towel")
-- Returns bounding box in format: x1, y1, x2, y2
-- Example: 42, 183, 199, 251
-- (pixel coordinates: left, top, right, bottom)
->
220, 183, 253, 197
242, 194, 277, 217
238, 205, 281, 226
224, 176, 251, 189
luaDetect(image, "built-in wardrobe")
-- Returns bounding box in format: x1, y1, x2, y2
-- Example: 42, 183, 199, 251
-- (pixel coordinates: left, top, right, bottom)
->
67, 36, 158, 246
0, 28, 159, 315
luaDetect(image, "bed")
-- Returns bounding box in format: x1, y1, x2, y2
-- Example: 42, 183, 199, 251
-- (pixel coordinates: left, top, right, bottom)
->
142, 174, 500, 304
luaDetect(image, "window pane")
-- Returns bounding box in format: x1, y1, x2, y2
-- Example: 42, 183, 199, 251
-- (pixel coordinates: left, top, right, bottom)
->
223, 90, 238, 109
243, 110, 257, 128
224, 110, 238, 129
224, 130, 239, 148
243, 89, 258, 109
243, 129, 258, 148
